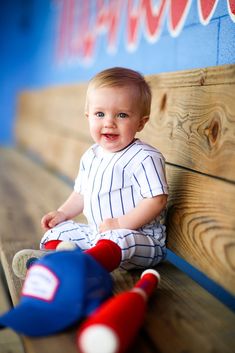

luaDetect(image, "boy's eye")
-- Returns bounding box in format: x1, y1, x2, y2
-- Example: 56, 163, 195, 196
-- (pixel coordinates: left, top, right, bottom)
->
118, 112, 128, 118
95, 112, 104, 118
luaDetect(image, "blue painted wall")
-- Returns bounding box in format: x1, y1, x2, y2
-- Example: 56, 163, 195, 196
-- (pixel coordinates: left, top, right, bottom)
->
0, 0, 235, 144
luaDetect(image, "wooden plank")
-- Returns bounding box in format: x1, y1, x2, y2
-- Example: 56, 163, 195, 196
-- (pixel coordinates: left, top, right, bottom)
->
141, 262, 235, 353
166, 164, 235, 295
147, 64, 235, 87
0, 264, 24, 353
0, 148, 85, 246
16, 83, 89, 138
16, 120, 91, 180
139, 82, 235, 182
0, 148, 76, 236
15, 84, 91, 179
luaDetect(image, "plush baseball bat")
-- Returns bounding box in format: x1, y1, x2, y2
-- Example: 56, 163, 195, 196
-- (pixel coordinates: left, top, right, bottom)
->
77, 269, 160, 353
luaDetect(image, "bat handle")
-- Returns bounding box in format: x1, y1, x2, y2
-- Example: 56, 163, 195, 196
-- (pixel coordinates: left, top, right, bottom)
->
132, 269, 160, 300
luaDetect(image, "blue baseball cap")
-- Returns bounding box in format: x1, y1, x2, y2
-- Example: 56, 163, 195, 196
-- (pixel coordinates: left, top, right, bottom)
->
0, 249, 113, 336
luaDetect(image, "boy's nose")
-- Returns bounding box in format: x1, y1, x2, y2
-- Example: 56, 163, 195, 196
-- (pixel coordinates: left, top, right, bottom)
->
104, 116, 116, 128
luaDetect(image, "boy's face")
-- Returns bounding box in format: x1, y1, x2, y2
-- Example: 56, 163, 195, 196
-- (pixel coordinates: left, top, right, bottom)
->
86, 85, 149, 153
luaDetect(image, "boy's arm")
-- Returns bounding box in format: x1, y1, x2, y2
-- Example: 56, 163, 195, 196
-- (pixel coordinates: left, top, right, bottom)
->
41, 191, 84, 230
57, 191, 84, 218
99, 194, 168, 233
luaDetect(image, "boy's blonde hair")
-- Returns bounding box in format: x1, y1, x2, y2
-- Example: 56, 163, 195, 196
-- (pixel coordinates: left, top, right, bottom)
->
86, 67, 152, 116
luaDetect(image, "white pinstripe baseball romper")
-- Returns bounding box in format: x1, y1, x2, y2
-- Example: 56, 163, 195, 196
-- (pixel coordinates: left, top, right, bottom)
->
40, 139, 169, 270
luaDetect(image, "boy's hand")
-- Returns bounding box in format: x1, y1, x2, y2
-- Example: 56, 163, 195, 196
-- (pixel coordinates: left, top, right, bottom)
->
99, 218, 120, 233
41, 211, 67, 230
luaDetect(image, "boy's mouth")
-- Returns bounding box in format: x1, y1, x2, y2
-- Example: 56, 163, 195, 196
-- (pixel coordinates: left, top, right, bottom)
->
102, 133, 119, 141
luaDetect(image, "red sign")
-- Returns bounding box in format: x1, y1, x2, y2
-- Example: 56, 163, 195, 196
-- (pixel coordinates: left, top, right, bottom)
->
198, 0, 218, 25
55, 0, 235, 64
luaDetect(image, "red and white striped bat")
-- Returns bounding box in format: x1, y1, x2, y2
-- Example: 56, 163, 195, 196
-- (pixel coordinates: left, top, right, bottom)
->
77, 269, 160, 353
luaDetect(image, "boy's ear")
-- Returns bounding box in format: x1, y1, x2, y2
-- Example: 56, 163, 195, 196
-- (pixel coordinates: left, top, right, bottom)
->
137, 116, 149, 132
85, 112, 89, 118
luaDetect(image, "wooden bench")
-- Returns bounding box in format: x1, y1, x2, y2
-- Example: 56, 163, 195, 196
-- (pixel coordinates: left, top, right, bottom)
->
0, 64, 235, 353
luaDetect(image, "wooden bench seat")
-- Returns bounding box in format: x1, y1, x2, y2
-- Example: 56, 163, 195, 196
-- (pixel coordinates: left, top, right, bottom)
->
0, 64, 235, 353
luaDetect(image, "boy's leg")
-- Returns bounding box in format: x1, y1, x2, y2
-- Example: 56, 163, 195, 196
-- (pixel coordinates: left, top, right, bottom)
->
12, 223, 166, 278
12, 221, 94, 279
40, 220, 93, 250
40, 222, 166, 270
93, 227, 167, 270
12, 240, 122, 279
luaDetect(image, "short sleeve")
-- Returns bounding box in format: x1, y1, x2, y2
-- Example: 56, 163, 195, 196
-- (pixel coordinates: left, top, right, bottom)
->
131, 154, 168, 198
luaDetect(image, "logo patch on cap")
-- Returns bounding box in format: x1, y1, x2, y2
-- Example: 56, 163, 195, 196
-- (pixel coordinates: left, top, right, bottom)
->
22, 264, 59, 302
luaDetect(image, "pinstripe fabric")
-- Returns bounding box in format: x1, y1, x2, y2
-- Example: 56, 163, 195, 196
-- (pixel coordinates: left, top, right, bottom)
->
41, 139, 168, 269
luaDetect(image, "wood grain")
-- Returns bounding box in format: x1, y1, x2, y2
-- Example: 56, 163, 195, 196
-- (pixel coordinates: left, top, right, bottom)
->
147, 64, 235, 87
16, 83, 90, 138
16, 120, 91, 179
16, 85, 92, 179
166, 164, 235, 295
142, 262, 235, 353
139, 82, 235, 182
